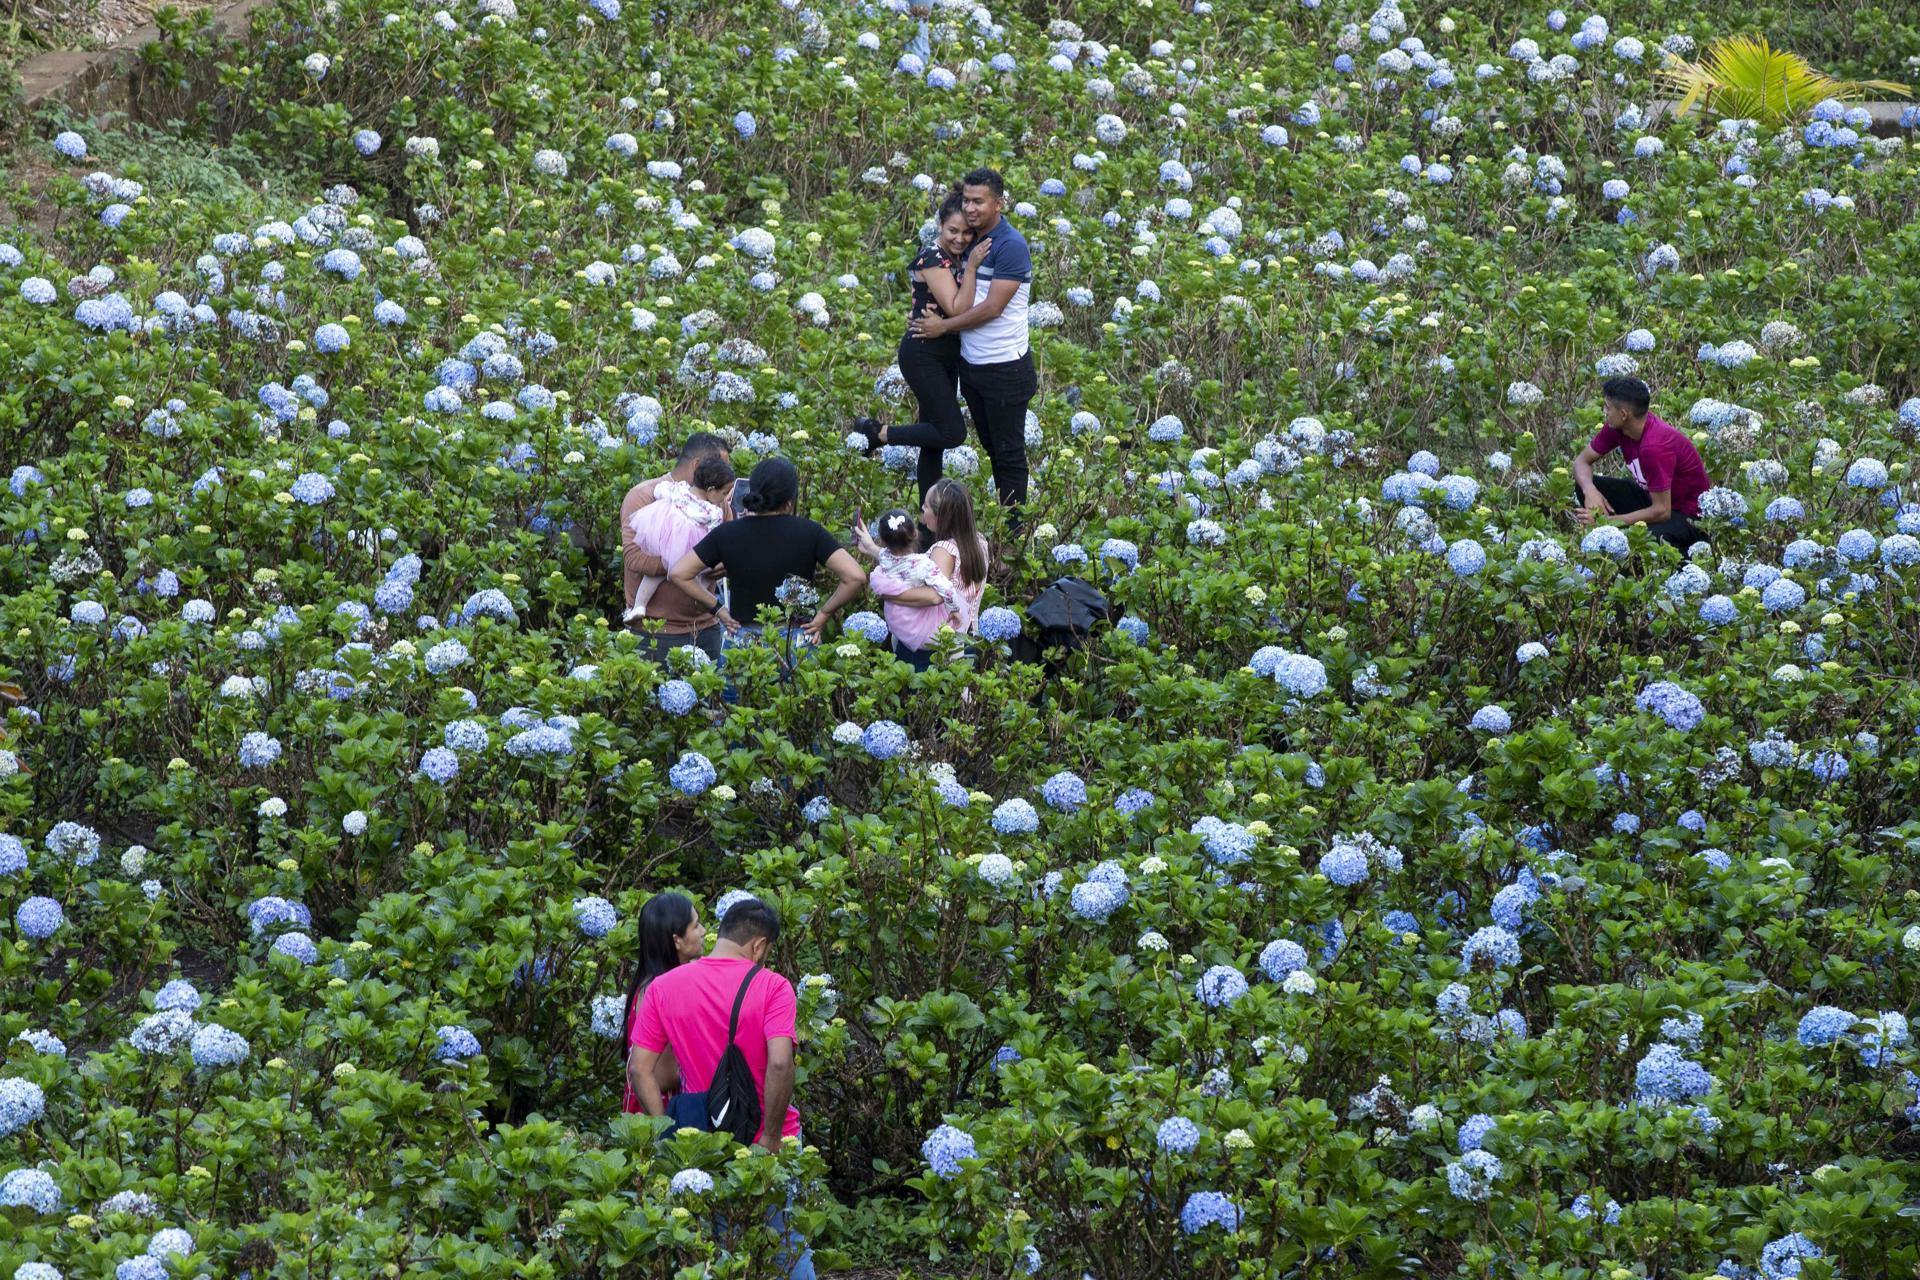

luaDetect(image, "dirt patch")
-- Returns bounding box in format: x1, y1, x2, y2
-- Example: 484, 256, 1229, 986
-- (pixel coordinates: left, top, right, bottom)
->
61, 0, 212, 49
14, 0, 265, 117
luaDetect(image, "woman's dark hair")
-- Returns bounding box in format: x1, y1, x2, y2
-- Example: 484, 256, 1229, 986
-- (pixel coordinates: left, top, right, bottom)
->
924, 478, 988, 587
740, 457, 799, 513
623, 891, 695, 1037
1602, 376, 1651, 416
875, 508, 919, 553
936, 191, 967, 225
961, 167, 1006, 197
691, 454, 736, 491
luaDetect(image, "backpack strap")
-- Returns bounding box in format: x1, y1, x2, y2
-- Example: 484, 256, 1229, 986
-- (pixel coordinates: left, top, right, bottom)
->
724, 964, 761, 1048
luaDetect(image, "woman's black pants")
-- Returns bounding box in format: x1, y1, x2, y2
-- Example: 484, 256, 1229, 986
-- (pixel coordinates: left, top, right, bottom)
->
886, 333, 966, 499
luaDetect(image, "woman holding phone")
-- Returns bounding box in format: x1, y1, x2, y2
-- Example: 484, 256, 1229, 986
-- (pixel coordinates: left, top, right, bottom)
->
852, 189, 992, 500
666, 457, 867, 647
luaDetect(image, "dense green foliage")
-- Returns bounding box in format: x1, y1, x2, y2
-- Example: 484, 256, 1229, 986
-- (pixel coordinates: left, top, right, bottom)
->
3, 0, 1920, 1276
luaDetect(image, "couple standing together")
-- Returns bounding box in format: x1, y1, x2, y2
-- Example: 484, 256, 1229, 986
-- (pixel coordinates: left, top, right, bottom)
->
854, 165, 1037, 511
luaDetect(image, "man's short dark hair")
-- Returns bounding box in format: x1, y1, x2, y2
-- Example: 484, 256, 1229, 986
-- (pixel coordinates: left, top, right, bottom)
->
679, 431, 730, 463
960, 167, 1006, 197
719, 897, 781, 945
1602, 377, 1651, 417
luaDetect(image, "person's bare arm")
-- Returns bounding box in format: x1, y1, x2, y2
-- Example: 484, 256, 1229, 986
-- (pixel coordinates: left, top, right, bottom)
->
630, 1047, 666, 1117
915, 276, 1018, 338
924, 241, 988, 319
620, 479, 667, 577
1610, 489, 1673, 528
756, 1037, 796, 1153
668, 549, 737, 629
922, 265, 968, 318
653, 1046, 680, 1094
880, 586, 944, 607
1570, 446, 1606, 513
803, 549, 869, 642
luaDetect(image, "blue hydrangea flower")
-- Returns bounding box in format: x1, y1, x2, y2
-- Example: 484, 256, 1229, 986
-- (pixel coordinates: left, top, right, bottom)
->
1115, 787, 1155, 815
1461, 925, 1520, 970
978, 607, 1022, 641
238, 731, 282, 768
1470, 705, 1511, 734
1194, 964, 1249, 1008
1041, 771, 1087, 812
1795, 1005, 1855, 1047
417, 746, 460, 783
0, 1078, 44, 1138
1273, 653, 1328, 699
991, 798, 1040, 835
657, 680, 697, 716
669, 752, 716, 795
1156, 1115, 1201, 1154
1758, 1232, 1822, 1280
1699, 595, 1737, 625
669, 1168, 714, 1195
921, 1123, 976, 1178
461, 589, 518, 625
1445, 1150, 1502, 1201
802, 795, 832, 823
1761, 578, 1806, 613
1179, 1190, 1242, 1232
444, 720, 489, 752
1320, 842, 1369, 886
1634, 1042, 1714, 1101
1636, 681, 1704, 732
0, 1167, 63, 1213
1259, 939, 1308, 981
1457, 1113, 1497, 1152
432, 1025, 482, 1061
573, 895, 618, 938
1445, 539, 1486, 577
270, 931, 319, 964
189, 1023, 251, 1069
862, 720, 909, 760
841, 611, 889, 643
424, 638, 469, 675
1191, 816, 1255, 865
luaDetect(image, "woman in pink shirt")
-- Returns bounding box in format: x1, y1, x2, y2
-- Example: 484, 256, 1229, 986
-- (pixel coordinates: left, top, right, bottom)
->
621, 891, 706, 1114
855, 479, 990, 670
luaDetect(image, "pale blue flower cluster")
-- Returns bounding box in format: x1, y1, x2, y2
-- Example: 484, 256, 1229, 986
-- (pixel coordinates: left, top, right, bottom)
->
921, 1123, 976, 1178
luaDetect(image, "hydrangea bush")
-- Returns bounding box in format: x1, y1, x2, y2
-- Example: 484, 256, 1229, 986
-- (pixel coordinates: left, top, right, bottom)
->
2, 0, 1919, 1275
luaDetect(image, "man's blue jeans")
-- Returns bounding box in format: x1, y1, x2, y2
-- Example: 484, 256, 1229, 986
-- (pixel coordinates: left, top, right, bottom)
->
768, 1183, 815, 1280
711, 1133, 814, 1279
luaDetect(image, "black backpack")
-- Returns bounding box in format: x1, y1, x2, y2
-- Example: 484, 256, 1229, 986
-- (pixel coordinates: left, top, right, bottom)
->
665, 965, 765, 1144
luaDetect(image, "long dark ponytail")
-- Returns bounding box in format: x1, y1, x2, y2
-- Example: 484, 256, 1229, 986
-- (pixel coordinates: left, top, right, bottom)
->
925, 478, 988, 587
623, 891, 695, 1035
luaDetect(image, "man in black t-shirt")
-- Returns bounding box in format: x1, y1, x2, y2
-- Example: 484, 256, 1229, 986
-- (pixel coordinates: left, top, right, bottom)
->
666, 458, 868, 644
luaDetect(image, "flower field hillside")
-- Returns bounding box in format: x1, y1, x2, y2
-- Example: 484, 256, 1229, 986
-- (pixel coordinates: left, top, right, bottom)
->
4, 0, 1920, 1275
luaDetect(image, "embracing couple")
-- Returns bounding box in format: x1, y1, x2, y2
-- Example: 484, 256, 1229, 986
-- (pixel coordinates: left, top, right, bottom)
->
853, 166, 1037, 511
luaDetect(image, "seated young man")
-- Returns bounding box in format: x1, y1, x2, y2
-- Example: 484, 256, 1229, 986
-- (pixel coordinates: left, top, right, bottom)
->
1571, 376, 1710, 551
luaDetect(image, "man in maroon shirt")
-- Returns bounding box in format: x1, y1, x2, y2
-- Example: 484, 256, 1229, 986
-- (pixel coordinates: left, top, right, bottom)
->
1571, 377, 1711, 551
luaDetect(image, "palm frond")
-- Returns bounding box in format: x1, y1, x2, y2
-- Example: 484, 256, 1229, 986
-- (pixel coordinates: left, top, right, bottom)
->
1656, 35, 1911, 126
